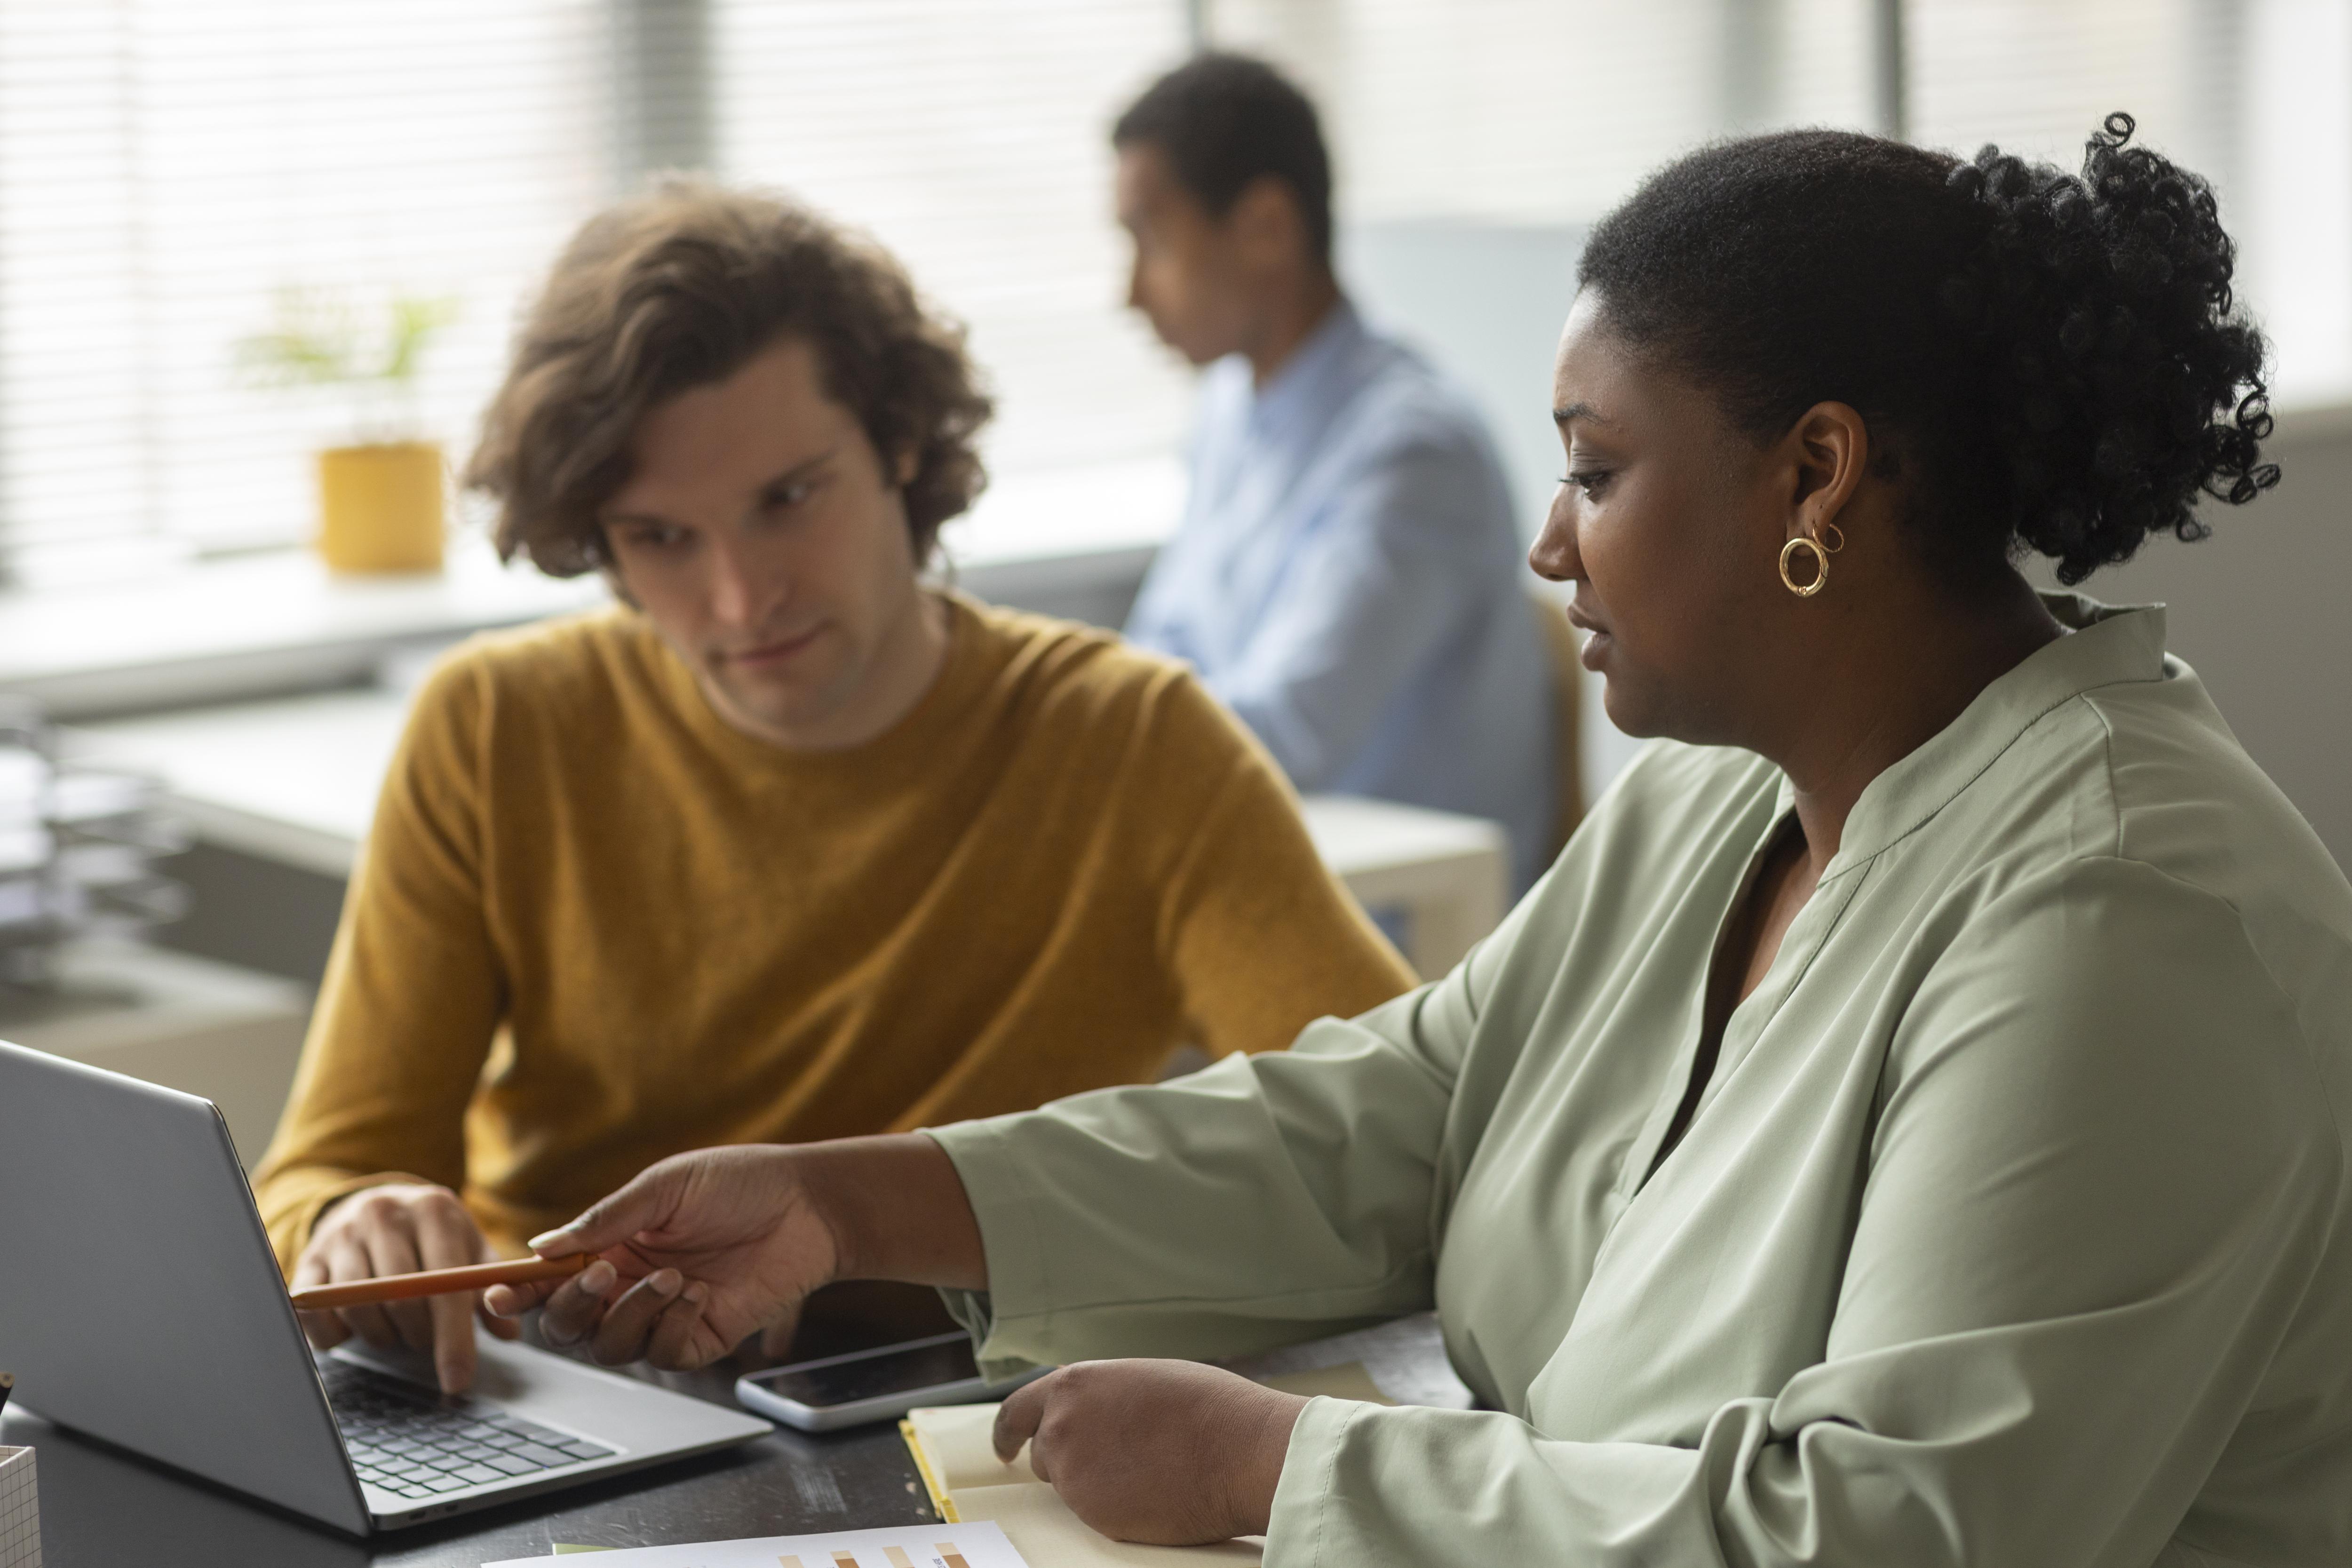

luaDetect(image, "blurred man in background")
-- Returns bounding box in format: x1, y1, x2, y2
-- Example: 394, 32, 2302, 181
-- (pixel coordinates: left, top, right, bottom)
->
1115, 52, 1555, 892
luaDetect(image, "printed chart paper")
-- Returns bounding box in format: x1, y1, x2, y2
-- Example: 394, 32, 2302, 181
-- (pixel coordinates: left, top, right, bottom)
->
483, 1520, 1028, 1568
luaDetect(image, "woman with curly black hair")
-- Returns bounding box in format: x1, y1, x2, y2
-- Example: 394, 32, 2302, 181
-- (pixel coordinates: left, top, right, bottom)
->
497, 120, 2352, 1565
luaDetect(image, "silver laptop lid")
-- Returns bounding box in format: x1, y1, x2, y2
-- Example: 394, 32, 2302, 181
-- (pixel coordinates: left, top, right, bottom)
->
0, 1039, 370, 1534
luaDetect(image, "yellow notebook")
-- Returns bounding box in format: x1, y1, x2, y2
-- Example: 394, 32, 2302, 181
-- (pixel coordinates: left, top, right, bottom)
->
899, 1365, 1392, 1568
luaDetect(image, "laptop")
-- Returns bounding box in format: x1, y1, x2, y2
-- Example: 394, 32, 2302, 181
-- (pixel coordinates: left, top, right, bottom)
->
0, 1039, 771, 1534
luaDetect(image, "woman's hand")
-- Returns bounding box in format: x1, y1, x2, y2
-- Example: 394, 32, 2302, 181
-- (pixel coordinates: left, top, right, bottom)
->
992, 1361, 1308, 1545
483, 1134, 986, 1372
484, 1145, 837, 1370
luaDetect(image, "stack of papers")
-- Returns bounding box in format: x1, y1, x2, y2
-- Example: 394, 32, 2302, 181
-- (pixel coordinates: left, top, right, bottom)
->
486, 1520, 1028, 1567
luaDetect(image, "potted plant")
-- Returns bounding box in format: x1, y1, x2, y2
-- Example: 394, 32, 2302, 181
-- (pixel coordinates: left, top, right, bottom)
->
236, 289, 460, 573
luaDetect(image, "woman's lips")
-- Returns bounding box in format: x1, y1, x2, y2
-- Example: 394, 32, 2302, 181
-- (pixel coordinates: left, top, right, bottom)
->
1565, 604, 1612, 669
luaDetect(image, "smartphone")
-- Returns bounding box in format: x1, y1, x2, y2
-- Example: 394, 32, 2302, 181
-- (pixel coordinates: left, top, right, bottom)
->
734, 1329, 1046, 1431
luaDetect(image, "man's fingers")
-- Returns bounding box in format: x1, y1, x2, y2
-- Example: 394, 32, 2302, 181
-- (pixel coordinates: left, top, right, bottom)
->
412, 1197, 487, 1393
993, 1370, 1054, 1468
290, 1253, 347, 1348
356, 1222, 434, 1352
297, 1307, 352, 1351
478, 1303, 525, 1340
589, 1269, 686, 1366
324, 1234, 402, 1349
428, 1292, 480, 1393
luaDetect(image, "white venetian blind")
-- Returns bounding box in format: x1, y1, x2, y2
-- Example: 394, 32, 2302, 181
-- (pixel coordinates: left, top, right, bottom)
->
0, 1, 615, 578
709, 0, 1195, 477
1214, 0, 2352, 407
1905, 0, 2352, 406
1211, 0, 1878, 226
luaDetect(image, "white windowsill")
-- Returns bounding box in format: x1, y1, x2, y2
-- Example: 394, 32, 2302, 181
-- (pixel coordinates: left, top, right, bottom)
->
0, 455, 1184, 722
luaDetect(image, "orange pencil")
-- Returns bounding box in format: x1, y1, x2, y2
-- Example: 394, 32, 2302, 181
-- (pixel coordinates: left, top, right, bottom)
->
289, 1252, 591, 1312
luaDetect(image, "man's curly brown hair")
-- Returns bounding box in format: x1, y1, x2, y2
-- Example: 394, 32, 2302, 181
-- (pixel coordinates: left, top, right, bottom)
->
466, 180, 993, 574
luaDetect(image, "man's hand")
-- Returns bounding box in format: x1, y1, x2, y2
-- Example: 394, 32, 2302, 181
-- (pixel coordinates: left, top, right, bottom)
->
992, 1361, 1308, 1545
483, 1145, 841, 1371
291, 1182, 518, 1395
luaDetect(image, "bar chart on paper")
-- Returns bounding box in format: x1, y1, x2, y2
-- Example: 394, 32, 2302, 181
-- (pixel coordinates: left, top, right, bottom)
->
484, 1521, 1028, 1568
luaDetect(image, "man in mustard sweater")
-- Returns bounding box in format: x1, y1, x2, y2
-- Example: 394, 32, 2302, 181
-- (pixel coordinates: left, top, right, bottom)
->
252, 181, 1415, 1394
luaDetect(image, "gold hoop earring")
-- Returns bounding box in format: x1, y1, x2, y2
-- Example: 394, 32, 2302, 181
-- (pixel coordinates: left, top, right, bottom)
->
1779, 521, 1844, 597
1780, 536, 1830, 597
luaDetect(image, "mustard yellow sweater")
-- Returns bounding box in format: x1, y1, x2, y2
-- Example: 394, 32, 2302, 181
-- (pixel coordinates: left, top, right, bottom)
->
252, 595, 1414, 1268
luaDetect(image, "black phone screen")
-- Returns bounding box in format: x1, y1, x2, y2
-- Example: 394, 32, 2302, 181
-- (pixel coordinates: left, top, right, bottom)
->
754, 1333, 980, 1409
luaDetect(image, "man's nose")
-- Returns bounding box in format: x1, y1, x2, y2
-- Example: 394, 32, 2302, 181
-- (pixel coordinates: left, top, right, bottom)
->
707, 541, 772, 627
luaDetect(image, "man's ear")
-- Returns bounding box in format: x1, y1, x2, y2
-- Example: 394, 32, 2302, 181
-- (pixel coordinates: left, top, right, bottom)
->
1228, 175, 1306, 270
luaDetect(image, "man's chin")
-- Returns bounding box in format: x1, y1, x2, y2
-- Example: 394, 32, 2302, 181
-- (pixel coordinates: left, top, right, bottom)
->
700, 669, 842, 746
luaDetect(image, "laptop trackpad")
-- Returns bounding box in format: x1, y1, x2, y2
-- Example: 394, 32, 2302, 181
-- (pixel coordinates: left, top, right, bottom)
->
327, 1338, 766, 1454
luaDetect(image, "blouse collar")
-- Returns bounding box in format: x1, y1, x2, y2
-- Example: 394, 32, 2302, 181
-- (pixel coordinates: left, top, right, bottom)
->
1809, 593, 2170, 877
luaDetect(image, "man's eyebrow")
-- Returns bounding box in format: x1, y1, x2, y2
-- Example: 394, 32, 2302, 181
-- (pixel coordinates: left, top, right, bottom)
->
1552, 400, 1613, 427
753, 447, 839, 491
600, 448, 837, 528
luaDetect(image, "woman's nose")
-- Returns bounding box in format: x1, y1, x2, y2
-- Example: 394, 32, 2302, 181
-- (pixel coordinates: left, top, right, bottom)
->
1528, 487, 1582, 583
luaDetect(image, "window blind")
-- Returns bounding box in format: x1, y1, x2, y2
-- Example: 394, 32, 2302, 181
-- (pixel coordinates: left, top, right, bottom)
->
1217, 0, 2352, 406
0, 1, 615, 579
1210, 0, 1878, 226
1907, 0, 2352, 404
709, 0, 1194, 478
0, 2, 2341, 585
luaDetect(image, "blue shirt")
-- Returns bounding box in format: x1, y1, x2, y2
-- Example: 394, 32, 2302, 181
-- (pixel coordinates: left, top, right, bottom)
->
1126, 301, 1554, 891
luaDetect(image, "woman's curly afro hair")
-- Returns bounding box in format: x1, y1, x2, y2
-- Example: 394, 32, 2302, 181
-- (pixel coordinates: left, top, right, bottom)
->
1577, 114, 2277, 586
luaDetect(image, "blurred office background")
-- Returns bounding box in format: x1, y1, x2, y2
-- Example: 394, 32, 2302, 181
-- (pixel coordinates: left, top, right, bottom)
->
0, 1, 2344, 1151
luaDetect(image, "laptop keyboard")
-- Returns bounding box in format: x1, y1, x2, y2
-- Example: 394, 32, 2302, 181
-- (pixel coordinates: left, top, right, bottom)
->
321, 1359, 617, 1501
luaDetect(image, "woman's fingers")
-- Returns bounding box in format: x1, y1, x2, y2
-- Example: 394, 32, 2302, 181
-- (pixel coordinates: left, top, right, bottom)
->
752, 1297, 807, 1364
533, 1259, 622, 1346
588, 1269, 686, 1366
993, 1369, 1055, 1472
647, 1282, 724, 1372
482, 1273, 570, 1320
527, 1164, 681, 1260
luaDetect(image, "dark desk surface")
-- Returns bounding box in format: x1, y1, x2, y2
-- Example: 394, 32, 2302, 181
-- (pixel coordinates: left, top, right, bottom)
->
8, 1307, 1466, 1566
5, 1354, 935, 1567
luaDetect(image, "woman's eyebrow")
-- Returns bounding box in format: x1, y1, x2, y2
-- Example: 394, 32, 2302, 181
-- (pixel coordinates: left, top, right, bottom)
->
1552, 400, 1615, 428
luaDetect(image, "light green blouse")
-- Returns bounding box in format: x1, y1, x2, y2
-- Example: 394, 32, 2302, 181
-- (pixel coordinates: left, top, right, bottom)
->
932, 597, 2352, 1568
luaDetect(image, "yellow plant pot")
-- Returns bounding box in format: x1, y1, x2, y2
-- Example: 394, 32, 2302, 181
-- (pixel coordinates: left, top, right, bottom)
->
316, 441, 445, 574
